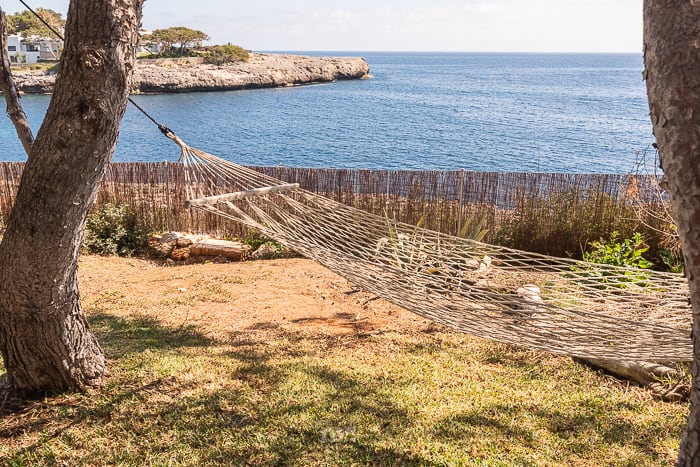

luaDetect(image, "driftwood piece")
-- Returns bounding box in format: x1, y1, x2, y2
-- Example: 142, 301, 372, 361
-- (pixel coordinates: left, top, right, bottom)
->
190, 239, 250, 259
576, 357, 689, 401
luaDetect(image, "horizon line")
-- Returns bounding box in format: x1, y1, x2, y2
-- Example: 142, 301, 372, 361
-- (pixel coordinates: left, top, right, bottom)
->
255, 49, 642, 55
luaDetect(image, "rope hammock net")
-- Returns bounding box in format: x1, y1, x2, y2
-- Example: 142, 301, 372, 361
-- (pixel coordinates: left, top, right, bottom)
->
165, 131, 691, 363
16, 0, 689, 362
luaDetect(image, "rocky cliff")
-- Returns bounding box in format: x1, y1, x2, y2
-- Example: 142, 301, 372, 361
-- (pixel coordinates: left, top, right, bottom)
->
10, 53, 370, 94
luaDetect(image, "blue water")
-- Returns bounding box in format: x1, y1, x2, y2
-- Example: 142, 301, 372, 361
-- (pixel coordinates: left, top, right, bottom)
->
0, 52, 653, 173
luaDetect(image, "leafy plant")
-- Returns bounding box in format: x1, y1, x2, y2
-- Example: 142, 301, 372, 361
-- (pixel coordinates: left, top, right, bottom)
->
242, 231, 272, 251
571, 231, 654, 288
583, 231, 653, 269
659, 248, 684, 274
458, 213, 489, 242
83, 204, 149, 256
241, 230, 285, 254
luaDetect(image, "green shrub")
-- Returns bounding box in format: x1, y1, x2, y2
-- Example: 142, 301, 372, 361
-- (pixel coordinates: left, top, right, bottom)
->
659, 248, 684, 274
583, 231, 653, 269
83, 204, 149, 256
241, 231, 270, 251
570, 231, 654, 289
202, 44, 249, 65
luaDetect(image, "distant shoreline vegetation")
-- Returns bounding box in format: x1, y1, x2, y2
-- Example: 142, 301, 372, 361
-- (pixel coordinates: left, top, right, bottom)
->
138, 26, 250, 64
3, 11, 367, 94
5, 9, 251, 66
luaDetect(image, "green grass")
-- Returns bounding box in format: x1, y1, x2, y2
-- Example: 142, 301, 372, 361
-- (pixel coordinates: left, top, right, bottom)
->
0, 316, 687, 465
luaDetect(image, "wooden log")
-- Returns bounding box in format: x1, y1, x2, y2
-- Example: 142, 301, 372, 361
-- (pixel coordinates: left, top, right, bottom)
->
189, 239, 250, 260
185, 183, 300, 208
575, 357, 689, 401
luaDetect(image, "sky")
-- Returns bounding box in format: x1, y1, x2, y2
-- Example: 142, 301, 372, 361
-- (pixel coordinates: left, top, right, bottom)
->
6, 0, 643, 53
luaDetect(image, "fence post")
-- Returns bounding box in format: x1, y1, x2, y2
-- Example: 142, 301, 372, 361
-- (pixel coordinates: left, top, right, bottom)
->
164, 160, 171, 232
457, 168, 465, 236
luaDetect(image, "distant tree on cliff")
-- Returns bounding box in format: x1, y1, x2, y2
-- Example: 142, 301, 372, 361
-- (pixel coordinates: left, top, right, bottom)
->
7, 8, 65, 38
202, 43, 249, 65
145, 26, 209, 56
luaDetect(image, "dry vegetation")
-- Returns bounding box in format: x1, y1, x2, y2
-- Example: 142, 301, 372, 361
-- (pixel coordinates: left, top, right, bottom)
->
0, 255, 687, 466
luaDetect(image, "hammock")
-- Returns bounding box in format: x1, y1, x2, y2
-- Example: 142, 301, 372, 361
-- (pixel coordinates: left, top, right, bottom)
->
166, 131, 691, 363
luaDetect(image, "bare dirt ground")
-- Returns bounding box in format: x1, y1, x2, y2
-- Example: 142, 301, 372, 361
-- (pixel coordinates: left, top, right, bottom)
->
78, 255, 433, 339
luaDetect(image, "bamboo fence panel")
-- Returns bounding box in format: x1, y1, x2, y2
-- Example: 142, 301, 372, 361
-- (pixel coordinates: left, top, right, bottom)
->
0, 162, 667, 258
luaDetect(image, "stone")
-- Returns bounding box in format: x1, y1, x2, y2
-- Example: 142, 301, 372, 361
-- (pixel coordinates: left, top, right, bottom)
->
463, 258, 480, 269
251, 243, 277, 260
147, 234, 162, 248
160, 232, 180, 243
156, 241, 176, 257
516, 284, 542, 303
479, 255, 492, 271
148, 234, 176, 257
250, 242, 298, 260
176, 236, 194, 247
515, 284, 544, 318
170, 247, 191, 261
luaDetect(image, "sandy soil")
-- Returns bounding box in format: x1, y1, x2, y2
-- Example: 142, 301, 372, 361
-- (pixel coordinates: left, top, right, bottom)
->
78, 255, 432, 340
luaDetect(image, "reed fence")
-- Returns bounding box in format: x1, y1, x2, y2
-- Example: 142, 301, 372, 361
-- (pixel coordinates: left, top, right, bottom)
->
0, 162, 669, 259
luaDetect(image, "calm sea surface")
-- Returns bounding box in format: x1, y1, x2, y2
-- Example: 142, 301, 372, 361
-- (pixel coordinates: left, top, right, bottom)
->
0, 52, 653, 173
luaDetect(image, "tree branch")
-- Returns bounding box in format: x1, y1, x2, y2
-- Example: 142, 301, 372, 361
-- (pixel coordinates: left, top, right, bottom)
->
0, 8, 35, 157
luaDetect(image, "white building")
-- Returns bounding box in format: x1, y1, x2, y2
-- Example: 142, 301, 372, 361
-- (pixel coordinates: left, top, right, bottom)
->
137, 29, 161, 55
6, 34, 62, 64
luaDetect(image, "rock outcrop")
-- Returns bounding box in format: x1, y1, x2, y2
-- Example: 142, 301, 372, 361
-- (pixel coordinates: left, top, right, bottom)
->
10, 53, 370, 94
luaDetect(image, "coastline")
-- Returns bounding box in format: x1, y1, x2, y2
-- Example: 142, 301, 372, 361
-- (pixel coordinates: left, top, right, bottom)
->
9, 52, 370, 94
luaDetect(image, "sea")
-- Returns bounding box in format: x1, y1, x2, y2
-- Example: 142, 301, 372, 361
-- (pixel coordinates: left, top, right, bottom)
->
0, 52, 654, 174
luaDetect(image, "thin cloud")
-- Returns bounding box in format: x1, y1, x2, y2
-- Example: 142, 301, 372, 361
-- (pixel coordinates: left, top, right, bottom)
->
31, 0, 642, 53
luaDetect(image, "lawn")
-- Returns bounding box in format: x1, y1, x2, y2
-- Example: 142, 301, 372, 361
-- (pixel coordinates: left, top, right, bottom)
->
0, 256, 688, 466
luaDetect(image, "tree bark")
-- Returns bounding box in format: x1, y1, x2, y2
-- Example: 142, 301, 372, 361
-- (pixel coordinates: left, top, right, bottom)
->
0, 0, 143, 396
643, 0, 700, 464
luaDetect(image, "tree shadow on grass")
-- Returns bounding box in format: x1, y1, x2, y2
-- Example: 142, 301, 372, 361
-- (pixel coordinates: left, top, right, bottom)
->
1, 313, 214, 448
432, 399, 680, 463
159, 381, 432, 465
88, 312, 215, 357
5, 320, 675, 465
185, 328, 436, 466
6, 325, 434, 465
2, 322, 431, 465
0, 375, 207, 465
433, 405, 538, 446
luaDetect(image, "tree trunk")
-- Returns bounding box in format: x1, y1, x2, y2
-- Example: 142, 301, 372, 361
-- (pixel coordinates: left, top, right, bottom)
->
643, 0, 700, 464
0, 0, 143, 396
